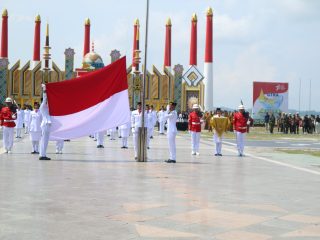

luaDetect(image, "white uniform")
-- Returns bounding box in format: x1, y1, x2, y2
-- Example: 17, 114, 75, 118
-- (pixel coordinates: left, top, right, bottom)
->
24, 109, 31, 134
146, 111, 154, 148
158, 110, 165, 134
29, 109, 42, 153
39, 92, 51, 158
164, 110, 177, 160
119, 122, 131, 148
149, 110, 157, 138
15, 109, 24, 138
131, 110, 147, 158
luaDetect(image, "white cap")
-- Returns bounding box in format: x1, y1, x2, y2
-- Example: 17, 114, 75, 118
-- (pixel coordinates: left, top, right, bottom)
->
5, 97, 12, 103
192, 104, 199, 109
238, 104, 244, 110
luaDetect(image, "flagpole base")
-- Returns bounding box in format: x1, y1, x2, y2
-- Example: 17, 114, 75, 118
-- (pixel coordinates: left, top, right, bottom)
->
137, 127, 147, 162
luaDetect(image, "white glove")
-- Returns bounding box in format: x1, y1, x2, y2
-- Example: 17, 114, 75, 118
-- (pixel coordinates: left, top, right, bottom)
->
41, 84, 46, 90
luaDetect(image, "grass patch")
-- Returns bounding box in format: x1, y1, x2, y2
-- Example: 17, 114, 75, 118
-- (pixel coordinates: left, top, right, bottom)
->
276, 149, 320, 157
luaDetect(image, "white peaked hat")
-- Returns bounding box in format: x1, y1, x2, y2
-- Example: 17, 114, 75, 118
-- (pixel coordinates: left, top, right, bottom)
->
238, 104, 245, 110
5, 97, 12, 103
192, 104, 199, 109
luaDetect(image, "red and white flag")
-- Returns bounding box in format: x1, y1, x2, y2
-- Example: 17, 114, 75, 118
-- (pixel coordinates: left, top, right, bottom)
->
46, 56, 130, 140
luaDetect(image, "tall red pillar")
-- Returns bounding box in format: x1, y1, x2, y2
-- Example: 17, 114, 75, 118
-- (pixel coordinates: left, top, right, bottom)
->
33, 14, 41, 61
164, 18, 171, 70
132, 18, 140, 71
0, 9, 8, 58
189, 13, 197, 66
83, 18, 90, 56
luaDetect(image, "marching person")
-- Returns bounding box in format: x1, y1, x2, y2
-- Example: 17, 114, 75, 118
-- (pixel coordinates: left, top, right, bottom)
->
119, 121, 131, 149
0, 97, 17, 153
131, 102, 147, 160
145, 104, 153, 149
164, 102, 178, 163
157, 106, 165, 134
24, 105, 31, 134
15, 104, 24, 138
39, 84, 52, 160
149, 105, 157, 138
109, 127, 117, 140
233, 104, 248, 157
29, 103, 42, 154
210, 108, 230, 156
188, 104, 202, 155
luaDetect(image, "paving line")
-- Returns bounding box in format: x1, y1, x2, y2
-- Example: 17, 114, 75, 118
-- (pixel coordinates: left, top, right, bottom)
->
222, 140, 320, 176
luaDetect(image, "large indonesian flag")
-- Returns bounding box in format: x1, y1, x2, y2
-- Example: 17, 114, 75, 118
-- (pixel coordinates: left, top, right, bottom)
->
46, 56, 130, 140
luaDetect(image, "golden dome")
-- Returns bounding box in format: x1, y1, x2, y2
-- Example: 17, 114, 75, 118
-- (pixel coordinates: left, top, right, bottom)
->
207, 7, 213, 16
134, 18, 139, 26
2, 9, 8, 17
35, 14, 41, 22
82, 51, 104, 69
166, 17, 172, 26
192, 13, 197, 22
85, 18, 90, 25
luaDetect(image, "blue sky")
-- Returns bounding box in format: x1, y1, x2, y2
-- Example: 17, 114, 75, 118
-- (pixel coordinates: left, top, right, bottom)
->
1, 0, 319, 111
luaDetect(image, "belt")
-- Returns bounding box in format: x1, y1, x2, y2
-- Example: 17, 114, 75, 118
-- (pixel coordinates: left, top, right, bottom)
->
4, 120, 15, 122
191, 122, 200, 125
238, 126, 247, 129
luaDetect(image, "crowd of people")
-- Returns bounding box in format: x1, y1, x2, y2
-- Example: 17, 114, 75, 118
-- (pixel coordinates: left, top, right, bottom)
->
264, 112, 320, 134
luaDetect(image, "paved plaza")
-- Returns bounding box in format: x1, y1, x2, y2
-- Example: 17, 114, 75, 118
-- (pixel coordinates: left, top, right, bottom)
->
0, 131, 320, 239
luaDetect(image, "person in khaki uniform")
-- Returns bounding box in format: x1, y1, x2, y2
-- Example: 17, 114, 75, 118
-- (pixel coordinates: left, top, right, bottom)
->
210, 108, 230, 156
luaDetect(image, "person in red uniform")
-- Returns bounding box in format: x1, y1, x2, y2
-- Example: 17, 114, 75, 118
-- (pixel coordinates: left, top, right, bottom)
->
233, 104, 248, 156
0, 98, 17, 153
188, 104, 202, 155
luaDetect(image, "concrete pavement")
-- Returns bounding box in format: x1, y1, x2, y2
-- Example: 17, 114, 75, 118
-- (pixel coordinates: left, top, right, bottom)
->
0, 131, 320, 239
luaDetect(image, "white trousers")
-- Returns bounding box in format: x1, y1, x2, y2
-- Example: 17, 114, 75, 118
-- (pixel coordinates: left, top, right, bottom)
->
109, 131, 116, 140
24, 122, 30, 134
191, 131, 200, 152
122, 137, 128, 147
97, 131, 105, 146
159, 121, 165, 134
56, 140, 64, 152
168, 132, 176, 160
16, 128, 22, 138
133, 132, 139, 158
316, 122, 320, 134
3, 127, 14, 151
213, 133, 222, 154
31, 141, 39, 152
150, 126, 154, 137
40, 124, 50, 157
236, 131, 245, 155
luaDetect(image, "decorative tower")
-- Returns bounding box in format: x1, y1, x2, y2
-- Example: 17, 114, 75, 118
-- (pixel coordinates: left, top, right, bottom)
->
132, 18, 140, 73
164, 18, 172, 71
0, 9, 8, 58
43, 23, 51, 83
0, 9, 9, 102
64, 48, 75, 80
110, 49, 121, 63
32, 14, 41, 68
83, 18, 90, 57
204, 7, 213, 111
190, 13, 197, 66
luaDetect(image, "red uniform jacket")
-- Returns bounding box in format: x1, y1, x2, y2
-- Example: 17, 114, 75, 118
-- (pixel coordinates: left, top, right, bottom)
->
0, 107, 16, 128
188, 111, 201, 132
233, 112, 247, 133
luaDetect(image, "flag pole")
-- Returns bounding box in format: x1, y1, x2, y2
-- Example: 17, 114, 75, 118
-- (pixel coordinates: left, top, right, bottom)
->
138, 0, 149, 162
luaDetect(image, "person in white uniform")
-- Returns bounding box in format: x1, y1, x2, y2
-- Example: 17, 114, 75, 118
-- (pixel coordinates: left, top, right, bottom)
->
29, 103, 42, 154
157, 106, 165, 134
109, 127, 117, 140
131, 102, 147, 159
15, 104, 24, 138
164, 102, 178, 163
145, 105, 153, 149
39, 84, 51, 160
24, 106, 31, 134
149, 105, 157, 138
120, 121, 131, 148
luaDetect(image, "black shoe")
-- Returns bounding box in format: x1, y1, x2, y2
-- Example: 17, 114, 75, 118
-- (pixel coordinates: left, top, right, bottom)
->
214, 153, 218, 156
165, 159, 170, 163
171, 160, 176, 163
218, 154, 223, 156
35, 152, 39, 154
150, 136, 153, 139
31, 151, 36, 154
121, 146, 125, 149
39, 156, 51, 160
147, 147, 150, 149
124, 147, 128, 149
119, 136, 122, 138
